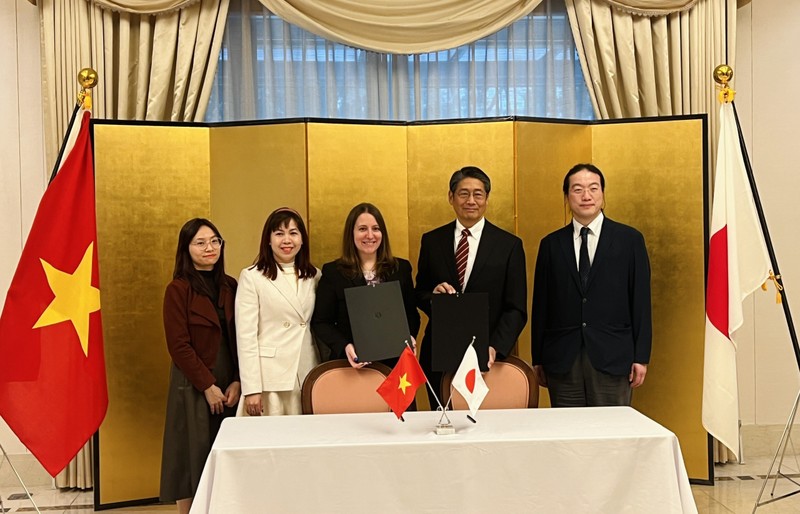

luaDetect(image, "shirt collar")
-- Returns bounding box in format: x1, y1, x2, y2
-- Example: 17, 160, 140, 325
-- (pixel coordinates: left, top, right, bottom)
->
572, 211, 604, 238
456, 217, 485, 238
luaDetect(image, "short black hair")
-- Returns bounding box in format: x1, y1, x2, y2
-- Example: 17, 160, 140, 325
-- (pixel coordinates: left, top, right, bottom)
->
449, 166, 491, 195
562, 163, 605, 195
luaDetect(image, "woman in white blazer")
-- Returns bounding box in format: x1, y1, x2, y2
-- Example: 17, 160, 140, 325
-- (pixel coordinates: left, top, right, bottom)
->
235, 208, 320, 416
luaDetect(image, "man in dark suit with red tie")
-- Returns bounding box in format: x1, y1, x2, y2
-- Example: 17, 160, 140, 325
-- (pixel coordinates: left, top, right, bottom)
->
531, 163, 652, 407
415, 166, 528, 408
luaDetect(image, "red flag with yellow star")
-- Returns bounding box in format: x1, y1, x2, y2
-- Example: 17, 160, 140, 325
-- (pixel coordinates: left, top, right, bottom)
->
0, 110, 107, 476
376, 347, 426, 419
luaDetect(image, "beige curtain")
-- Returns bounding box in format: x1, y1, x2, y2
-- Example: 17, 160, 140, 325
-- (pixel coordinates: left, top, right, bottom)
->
39, 0, 229, 164
256, 0, 543, 54
566, 0, 735, 119
566, 0, 735, 157
714, 438, 737, 464
56, 439, 93, 489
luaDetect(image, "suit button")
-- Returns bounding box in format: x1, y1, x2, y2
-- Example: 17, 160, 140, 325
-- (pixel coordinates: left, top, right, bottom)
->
300, 322, 307, 327
283, 322, 291, 328
582, 298, 587, 303
582, 322, 587, 328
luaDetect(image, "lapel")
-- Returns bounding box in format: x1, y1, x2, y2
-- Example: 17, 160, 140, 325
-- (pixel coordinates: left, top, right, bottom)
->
587, 217, 616, 290
466, 220, 495, 291
556, 224, 583, 292
350, 273, 368, 288
437, 222, 459, 287
267, 270, 306, 319
190, 288, 221, 327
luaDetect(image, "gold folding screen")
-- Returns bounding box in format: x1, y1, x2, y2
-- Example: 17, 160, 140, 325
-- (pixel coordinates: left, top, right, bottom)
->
93, 115, 708, 507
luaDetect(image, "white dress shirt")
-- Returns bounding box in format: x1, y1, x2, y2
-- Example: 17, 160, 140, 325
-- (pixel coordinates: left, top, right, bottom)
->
572, 212, 604, 271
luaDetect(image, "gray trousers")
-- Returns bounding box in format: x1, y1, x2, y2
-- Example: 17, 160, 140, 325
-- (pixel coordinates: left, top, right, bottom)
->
546, 344, 632, 407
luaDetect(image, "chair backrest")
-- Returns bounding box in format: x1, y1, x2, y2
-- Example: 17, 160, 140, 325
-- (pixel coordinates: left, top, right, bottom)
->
301, 360, 393, 414
441, 355, 539, 410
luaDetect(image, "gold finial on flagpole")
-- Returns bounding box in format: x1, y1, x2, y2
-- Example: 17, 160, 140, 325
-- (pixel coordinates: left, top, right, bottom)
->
76, 68, 98, 110
713, 64, 735, 104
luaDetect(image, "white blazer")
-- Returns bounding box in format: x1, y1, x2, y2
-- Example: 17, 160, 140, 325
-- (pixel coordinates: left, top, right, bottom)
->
235, 265, 320, 393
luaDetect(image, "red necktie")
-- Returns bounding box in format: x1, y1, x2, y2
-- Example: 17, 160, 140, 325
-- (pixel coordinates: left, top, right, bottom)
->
456, 228, 470, 292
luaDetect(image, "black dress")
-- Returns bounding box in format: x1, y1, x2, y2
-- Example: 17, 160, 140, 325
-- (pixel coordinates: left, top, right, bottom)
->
160, 272, 236, 502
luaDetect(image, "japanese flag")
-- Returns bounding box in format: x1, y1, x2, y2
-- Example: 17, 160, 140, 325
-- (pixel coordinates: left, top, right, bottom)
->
451, 345, 489, 418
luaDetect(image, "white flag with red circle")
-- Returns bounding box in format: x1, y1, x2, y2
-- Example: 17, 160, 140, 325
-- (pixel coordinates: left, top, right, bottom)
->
702, 102, 771, 460
451, 344, 489, 418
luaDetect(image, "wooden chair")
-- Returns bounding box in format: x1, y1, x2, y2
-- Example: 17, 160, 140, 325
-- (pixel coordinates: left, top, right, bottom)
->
301, 359, 393, 414
441, 355, 539, 410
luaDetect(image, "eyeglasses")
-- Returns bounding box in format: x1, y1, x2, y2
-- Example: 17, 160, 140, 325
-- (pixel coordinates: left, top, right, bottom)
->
191, 237, 223, 249
569, 186, 602, 196
455, 190, 487, 201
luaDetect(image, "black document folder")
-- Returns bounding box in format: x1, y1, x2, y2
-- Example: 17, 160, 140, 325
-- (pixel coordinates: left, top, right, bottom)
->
431, 293, 490, 372
344, 281, 411, 362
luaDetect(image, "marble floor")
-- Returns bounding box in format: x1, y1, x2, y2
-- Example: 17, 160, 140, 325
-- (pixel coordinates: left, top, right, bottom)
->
1, 461, 800, 513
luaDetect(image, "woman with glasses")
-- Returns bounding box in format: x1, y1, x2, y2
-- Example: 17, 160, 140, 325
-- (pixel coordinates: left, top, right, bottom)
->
160, 218, 240, 514
312, 202, 420, 368
235, 208, 320, 416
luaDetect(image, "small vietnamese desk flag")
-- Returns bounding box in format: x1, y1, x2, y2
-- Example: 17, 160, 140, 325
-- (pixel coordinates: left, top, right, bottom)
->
451, 344, 489, 418
0, 109, 108, 476
702, 102, 771, 461
377, 347, 426, 419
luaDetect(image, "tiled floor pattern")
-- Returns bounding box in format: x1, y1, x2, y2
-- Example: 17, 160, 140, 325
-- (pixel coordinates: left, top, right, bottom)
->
2, 460, 800, 513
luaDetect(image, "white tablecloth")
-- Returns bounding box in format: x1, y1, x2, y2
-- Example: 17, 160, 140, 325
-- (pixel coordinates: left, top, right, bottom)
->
190, 407, 697, 513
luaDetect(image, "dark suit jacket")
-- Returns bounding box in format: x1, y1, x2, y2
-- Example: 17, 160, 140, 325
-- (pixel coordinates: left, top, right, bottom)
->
311, 258, 421, 360
415, 220, 528, 368
531, 217, 652, 376
163, 276, 239, 392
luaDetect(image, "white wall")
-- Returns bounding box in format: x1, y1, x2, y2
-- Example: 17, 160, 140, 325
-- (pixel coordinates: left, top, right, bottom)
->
0, 0, 46, 454
734, 0, 800, 426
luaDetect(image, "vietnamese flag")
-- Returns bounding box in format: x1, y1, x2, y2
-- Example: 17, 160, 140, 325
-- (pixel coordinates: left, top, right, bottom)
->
0, 110, 108, 476
376, 347, 426, 419
702, 102, 771, 461
451, 344, 489, 418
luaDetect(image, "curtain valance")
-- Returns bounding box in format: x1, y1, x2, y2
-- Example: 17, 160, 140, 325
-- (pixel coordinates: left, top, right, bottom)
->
29, 1, 200, 14
602, 0, 698, 16
257, 0, 544, 54
26, 0, 703, 21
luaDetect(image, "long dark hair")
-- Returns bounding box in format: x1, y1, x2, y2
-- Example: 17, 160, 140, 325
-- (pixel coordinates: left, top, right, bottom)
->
254, 207, 317, 280
173, 218, 228, 298
337, 203, 397, 280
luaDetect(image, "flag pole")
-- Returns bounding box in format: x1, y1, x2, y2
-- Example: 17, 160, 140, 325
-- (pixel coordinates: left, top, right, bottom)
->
0, 443, 41, 513
715, 64, 800, 511
48, 68, 98, 185
729, 103, 800, 370
49, 104, 81, 184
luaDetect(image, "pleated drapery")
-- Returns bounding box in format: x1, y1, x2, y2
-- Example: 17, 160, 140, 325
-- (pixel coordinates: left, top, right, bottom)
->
255, 0, 544, 54
566, 0, 736, 167
39, 0, 229, 165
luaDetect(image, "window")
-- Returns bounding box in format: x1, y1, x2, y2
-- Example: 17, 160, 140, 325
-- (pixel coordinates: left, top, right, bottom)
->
205, 0, 594, 122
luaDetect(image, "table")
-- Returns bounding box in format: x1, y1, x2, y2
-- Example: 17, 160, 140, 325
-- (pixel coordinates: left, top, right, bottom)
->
190, 407, 697, 513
